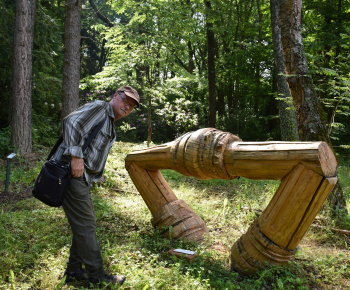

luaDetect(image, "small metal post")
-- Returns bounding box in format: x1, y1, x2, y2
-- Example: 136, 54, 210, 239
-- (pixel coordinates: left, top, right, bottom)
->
5, 153, 16, 192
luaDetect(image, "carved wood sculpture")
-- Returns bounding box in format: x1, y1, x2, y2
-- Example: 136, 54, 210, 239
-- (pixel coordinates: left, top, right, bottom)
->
125, 128, 338, 274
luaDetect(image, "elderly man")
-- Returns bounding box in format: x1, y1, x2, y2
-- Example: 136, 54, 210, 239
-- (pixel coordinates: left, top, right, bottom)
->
53, 86, 140, 287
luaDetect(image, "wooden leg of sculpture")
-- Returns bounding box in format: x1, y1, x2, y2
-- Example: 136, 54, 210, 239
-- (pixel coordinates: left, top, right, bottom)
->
230, 163, 338, 274
127, 161, 209, 242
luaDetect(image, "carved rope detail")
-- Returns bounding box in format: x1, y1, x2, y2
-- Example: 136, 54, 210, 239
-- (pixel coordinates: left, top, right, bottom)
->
125, 128, 338, 274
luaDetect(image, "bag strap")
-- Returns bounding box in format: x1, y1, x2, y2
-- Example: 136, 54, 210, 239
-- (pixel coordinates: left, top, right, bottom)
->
47, 117, 108, 161
47, 136, 64, 161
81, 117, 107, 152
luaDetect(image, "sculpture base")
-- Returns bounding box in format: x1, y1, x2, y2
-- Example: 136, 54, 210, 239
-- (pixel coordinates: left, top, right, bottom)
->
230, 220, 296, 275
151, 200, 209, 242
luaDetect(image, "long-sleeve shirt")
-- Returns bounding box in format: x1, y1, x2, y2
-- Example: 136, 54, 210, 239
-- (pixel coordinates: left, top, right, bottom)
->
52, 100, 116, 184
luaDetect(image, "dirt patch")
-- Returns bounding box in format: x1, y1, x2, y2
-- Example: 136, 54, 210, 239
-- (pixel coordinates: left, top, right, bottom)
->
0, 187, 33, 204
209, 242, 230, 253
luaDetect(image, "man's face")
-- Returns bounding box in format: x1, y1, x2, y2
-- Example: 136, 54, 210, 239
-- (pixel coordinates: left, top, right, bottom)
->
110, 92, 137, 120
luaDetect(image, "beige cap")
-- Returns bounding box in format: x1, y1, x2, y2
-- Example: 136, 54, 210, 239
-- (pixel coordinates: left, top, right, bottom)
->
117, 86, 140, 107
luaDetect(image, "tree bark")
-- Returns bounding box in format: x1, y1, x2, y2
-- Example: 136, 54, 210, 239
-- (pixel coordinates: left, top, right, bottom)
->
88, 0, 113, 28
188, 40, 195, 74
270, 0, 299, 141
279, 0, 329, 143
205, 0, 216, 128
61, 0, 82, 118
279, 0, 347, 211
11, 0, 36, 154
217, 88, 225, 129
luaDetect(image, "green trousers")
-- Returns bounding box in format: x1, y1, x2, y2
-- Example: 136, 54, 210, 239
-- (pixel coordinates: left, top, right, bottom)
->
62, 175, 106, 279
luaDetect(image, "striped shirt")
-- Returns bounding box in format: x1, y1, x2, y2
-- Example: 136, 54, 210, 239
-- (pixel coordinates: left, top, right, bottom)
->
52, 100, 116, 184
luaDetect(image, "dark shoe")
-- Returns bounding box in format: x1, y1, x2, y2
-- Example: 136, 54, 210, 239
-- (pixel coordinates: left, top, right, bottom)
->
87, 274, 126, 288
63, 268, 88, 283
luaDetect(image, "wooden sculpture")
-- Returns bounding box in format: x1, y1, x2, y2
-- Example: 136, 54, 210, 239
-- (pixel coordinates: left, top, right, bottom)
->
125, 128, 338, 274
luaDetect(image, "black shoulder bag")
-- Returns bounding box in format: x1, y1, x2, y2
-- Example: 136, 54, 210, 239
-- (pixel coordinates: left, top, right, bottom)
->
32, 117, 107, 207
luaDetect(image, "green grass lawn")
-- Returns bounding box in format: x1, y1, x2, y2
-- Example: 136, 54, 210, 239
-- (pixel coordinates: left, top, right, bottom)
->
0, 142, 349, 289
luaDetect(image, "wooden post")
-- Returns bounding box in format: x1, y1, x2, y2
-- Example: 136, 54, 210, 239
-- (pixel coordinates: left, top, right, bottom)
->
230, 164, 337, 274
125, 128, 338, 273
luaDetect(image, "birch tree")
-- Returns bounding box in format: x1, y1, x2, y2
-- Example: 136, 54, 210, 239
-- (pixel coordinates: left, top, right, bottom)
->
270, 0, 299, 141
276, 0, 347, 211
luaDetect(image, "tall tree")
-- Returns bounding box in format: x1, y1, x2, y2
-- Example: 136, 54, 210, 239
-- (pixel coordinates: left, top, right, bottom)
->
270, 0, 299, 141
61, 0, 82, 118
279, 0, 329, 142
204, 0, 216, 128
11, 0, 36, 154
278, 0, 347, 211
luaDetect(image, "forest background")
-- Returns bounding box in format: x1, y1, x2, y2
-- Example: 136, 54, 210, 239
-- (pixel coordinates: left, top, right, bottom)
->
1, 0, 350, 151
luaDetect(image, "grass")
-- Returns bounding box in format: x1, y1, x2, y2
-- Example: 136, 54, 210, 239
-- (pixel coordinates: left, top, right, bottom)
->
0, 141, 350, 289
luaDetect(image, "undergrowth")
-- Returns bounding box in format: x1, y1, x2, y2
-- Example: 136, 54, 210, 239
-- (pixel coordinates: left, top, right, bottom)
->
0, 142, 349, 289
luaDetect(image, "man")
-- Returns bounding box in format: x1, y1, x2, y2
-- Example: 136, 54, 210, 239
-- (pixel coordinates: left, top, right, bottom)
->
52, 86, 140, 287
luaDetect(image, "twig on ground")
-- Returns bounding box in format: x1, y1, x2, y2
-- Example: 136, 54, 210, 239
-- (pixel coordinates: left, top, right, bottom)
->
111, 188, 138, 194
311, 224, 350, 236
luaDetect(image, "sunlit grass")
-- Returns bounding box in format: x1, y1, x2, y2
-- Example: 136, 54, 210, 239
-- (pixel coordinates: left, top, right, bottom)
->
0, 142, 350, 289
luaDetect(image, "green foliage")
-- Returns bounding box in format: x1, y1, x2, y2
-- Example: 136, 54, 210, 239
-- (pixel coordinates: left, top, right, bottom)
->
0, 0, 63, 139
303, 0, 350, 146
0, 156, 43, 194
305, 51, 350, 145
0, 0, 15, 129
0, 126, 11, 157
129, 83, 203, 142
156, 98, 199, 133
81, 75, 205, 142
32, 114, 61, 148
1, 0, 349, 149
31, 1, 64, 132
78, 0, 279, 143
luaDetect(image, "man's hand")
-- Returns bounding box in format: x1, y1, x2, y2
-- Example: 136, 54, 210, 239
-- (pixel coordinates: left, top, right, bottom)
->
71, 156, 84, 177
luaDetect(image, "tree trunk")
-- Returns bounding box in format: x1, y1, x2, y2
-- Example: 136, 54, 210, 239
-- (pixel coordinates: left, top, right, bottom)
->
146, 67, 152, 147
61, 0, 82, 118
254, 0, 262, 117
88, 0, 113, 73
270, 0, 299, 141
88, 0, 113, 28
279, 0, 347, 211
11, 0, 36, 154
279, 0, 329, 143
205, 0, 216, 128
217, 88, 225, 129
188, 40, 195, 74
98, 38, 108, 72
